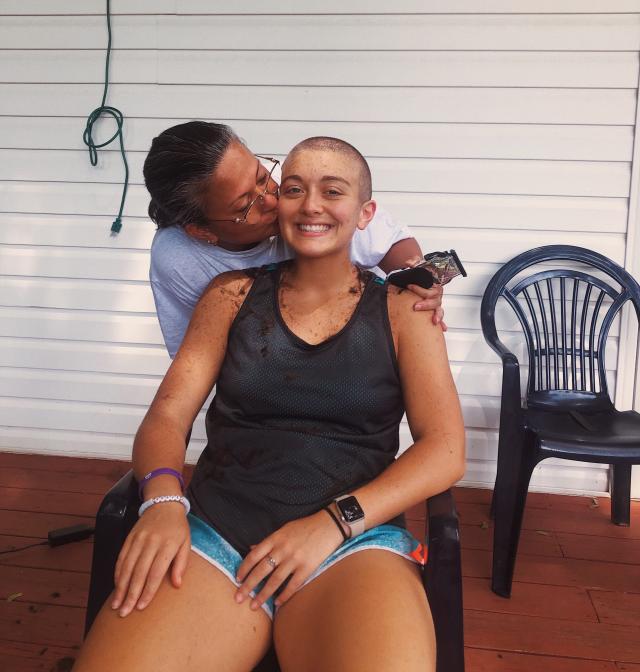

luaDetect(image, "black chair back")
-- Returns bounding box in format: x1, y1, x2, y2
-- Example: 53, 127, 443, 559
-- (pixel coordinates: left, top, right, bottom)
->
481, 244, 640, 410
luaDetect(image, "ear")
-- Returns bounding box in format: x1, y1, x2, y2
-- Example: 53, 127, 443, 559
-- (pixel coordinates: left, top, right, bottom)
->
357, 199, 377, 231
184, 223, 218, 245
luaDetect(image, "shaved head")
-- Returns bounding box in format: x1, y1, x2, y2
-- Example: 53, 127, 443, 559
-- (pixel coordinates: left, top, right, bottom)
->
284, 136, 372, 201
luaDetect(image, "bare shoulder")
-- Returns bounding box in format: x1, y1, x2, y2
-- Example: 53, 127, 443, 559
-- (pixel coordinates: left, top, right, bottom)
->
386, 283, 440, 347
187, 270, 256, 336
198, 270, 255, 311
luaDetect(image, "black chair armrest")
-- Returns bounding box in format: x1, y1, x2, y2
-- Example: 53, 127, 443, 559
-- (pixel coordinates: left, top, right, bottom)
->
85, 469, 140, 635
425, 488, 465, 672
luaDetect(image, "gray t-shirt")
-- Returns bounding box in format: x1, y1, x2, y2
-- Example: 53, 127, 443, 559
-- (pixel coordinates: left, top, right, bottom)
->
150, 207, 411, 357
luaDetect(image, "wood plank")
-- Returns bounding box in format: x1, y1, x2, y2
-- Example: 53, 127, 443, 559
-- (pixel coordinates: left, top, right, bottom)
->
2, 14, 639, 51
0, 307, 165, 346
617, 664, 640, 671
4, 0, 640, 14
557, 532, 640, 565
1, 0, 174, 12
0, 640, 80, 672
159, 14, 640, 51
172, 0, 640, 13
158, 50, 638, 89
455, 488, 625, 513
457, 501, 640, 540
1, 84, 635, 125
0, 488, 103, 517
0, 247, 152, 283
0, 536, 92, 573
3, 50, 636, 88
0, 511, 94, 539
463, 548, 640, 594
0, 466, 129, 496
460, 524, 564, 557
465, 647, 617, 672
0, 564, 89, 608
1, 601, 84, 649
0, 453, 130, 475
452, 488, 621, 515
1, 117, 633, 163
464, 576, 597, 622
0, 398, 203, 444
590, 591, 640, 628
464, 609, 640, 663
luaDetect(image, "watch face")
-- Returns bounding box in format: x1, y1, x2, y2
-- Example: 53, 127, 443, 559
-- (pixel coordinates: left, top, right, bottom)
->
337, 496, 364, 522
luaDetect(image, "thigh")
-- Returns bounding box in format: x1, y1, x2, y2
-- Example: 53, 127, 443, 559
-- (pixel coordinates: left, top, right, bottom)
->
74, 550, 272, 672
274, 550, 435, 672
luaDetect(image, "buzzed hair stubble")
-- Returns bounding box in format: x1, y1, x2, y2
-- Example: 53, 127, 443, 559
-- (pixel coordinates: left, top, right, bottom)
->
284, 136, 372, 202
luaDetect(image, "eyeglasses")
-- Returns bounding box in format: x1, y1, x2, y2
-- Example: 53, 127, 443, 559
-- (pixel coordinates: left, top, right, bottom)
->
205, 155, 280, 227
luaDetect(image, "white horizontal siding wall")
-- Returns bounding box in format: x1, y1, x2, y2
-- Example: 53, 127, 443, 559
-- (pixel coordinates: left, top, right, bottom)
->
1, 1, 639, 495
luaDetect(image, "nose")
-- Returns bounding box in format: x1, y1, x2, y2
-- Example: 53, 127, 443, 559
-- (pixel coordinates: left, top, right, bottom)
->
301, 188, 322, 215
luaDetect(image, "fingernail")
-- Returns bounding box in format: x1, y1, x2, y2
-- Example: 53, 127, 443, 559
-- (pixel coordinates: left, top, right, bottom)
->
250, 601, 259, 610
235, 593, 244, 603
137, 601, 146, 610
111, 600, 119, 609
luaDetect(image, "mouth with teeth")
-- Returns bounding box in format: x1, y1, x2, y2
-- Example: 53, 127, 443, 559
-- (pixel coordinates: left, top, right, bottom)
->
296, 223, 333, 235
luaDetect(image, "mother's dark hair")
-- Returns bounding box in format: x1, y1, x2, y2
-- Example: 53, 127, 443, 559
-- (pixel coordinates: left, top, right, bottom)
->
143, 121, 240, 229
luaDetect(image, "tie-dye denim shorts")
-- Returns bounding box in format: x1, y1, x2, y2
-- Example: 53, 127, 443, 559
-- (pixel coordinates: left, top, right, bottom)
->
187, 513, 427, 620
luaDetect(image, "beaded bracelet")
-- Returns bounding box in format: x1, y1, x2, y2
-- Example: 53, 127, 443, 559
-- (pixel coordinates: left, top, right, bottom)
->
138, 468, 184, 500
138, 495, 191, 518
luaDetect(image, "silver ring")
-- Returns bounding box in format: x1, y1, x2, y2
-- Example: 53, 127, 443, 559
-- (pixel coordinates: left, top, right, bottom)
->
266, 555, 277, 569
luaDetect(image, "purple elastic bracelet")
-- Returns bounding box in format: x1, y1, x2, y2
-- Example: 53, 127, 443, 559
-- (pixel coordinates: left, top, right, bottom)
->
138, 468, 185, 500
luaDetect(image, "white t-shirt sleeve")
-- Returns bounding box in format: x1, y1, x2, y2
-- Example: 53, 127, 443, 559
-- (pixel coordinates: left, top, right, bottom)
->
350, 206, 412, 269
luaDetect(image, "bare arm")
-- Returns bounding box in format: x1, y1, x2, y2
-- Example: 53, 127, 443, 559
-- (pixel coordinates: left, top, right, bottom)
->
133, 274, 248, 489
113, 271, 252, 617
350, 288, 465, 525
377, 237, 422, 274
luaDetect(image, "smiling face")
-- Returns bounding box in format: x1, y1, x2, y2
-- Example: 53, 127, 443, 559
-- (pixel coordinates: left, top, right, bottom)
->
191, 142, 280, 249
278, 147, 376, 259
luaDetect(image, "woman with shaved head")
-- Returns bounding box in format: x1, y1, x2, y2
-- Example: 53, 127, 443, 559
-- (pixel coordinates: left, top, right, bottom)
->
75, 134, 464, 672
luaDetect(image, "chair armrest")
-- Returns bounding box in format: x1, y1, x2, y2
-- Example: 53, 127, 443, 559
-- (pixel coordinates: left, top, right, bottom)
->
98, 469, 139, 519
424, 488, 465, 672
85, 469, 140, 635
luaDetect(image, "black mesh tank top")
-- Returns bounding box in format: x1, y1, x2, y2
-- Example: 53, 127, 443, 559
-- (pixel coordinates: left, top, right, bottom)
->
187, 262, 405, 554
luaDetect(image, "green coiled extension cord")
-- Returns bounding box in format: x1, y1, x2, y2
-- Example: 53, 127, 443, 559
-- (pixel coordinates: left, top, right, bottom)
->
82, 0, 129, 234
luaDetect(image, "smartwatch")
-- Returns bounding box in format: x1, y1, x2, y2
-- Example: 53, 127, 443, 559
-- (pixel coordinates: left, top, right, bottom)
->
334, 494, 365, 537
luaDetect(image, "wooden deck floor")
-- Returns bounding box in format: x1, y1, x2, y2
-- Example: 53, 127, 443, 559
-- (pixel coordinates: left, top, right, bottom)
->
0, 452, 638, 672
